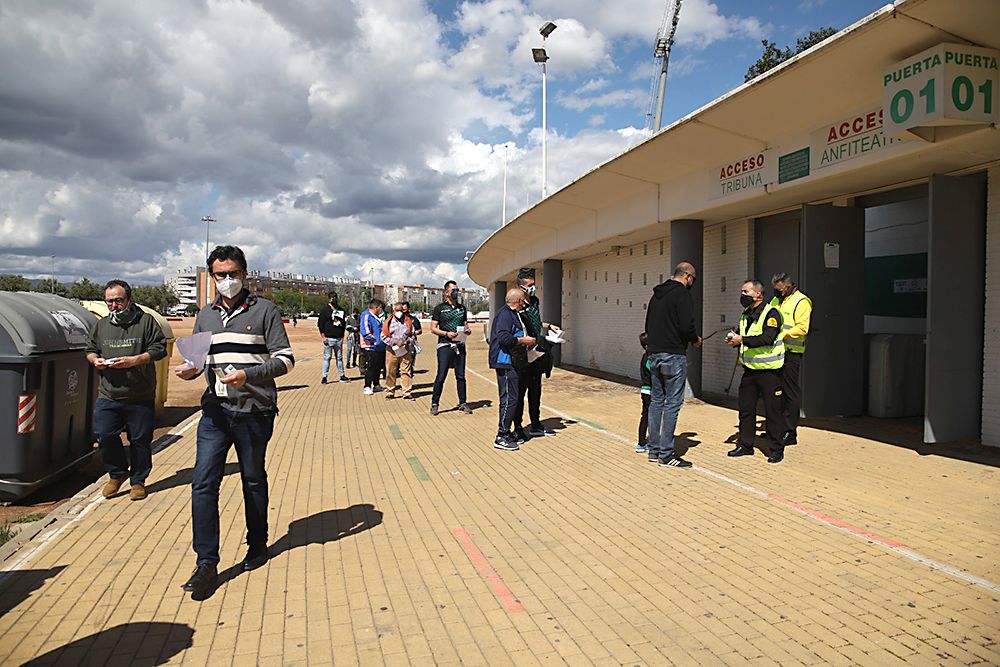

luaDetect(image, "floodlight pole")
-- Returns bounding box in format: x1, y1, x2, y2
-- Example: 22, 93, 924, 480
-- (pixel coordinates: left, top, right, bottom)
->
201, 216, 216, 263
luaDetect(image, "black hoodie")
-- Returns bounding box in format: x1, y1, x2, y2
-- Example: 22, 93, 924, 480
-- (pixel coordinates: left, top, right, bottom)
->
644, 280, 698, 354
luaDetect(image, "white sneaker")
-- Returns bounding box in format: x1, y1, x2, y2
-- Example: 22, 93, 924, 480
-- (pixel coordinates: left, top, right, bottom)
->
363, 386, 373, 396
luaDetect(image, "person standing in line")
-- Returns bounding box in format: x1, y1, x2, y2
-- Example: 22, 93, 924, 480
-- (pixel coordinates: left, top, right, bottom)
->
770, 272, 812, 445
401, 301, 422, 371
489, 289, 536, 451
635, 332, 652, 454
86, 279, 167, 501
175, 245, 295, 597
430, 281, 472, 416
345, 308, 359, 369
360, 299, 386, 395
643, 262, 702, 469
317, 291, 348, 384
381, 302, 417, 400
727, 279, 787, 464
511, 268, 561, 442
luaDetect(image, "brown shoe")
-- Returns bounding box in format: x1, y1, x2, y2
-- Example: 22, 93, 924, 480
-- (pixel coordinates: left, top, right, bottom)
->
129, 483, 147, 501
103, 477, 126, 498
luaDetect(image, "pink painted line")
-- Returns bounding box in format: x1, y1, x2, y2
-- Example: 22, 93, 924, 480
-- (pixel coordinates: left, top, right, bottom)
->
766, 493, 905, 548
453, 528, 524, 612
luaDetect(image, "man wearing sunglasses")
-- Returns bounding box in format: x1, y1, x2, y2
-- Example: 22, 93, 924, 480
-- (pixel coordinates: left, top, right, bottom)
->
643, 262, 702, 469
175, 245, 295, 598
86, 279, 167, 502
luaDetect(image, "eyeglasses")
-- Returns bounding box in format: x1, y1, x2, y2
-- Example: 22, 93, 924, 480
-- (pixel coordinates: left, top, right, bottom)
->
212, 271, 242, 280
104, 298, 127, 305
685, 272, 697, 284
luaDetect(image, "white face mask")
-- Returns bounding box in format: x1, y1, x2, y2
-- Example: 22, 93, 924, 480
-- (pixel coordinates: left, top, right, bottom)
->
394, 311, 403, 320
216, 277, 243, 299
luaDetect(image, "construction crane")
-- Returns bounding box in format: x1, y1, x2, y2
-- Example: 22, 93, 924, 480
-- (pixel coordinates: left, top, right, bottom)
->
646, 0, 683, 134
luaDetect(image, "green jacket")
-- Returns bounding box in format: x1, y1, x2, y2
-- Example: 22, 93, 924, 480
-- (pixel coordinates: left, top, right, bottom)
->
86, 306, 167, 402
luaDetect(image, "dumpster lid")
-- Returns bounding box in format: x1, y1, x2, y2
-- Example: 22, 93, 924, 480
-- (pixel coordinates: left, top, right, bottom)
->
0, 292, 96, 356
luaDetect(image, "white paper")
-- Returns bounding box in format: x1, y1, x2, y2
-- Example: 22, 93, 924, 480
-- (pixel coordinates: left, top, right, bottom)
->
392, 344, 408, 357
527, 347, 545, 363
176, 331, 213, 370
545, 330, 566, 344
453, 329, 468, 344
823, 241, 840, 269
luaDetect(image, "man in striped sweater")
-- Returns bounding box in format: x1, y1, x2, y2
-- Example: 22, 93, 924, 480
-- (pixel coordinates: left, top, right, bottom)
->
175, 245, 295, 598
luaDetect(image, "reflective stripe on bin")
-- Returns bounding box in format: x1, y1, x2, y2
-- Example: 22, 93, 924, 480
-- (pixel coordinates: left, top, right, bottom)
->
17, 393, 36, 434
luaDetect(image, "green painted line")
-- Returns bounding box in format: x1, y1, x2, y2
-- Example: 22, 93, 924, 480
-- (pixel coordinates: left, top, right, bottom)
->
389, 424, 404, 440
407, 456, 430, 481
574, 418, 605, 431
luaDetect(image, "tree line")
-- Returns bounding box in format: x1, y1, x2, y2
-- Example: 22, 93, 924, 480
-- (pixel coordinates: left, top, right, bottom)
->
0, 274, 181, 312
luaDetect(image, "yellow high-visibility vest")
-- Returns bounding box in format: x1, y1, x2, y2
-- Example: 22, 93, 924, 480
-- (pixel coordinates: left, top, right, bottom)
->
740, 303, 785, 370
770, 290, 811, 354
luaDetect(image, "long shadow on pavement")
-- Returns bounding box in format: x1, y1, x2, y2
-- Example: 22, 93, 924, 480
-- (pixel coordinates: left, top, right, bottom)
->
0, 566, 67, 618
206, 503, 384, 598
20, 621, 194, 666
144, 463, 240, 495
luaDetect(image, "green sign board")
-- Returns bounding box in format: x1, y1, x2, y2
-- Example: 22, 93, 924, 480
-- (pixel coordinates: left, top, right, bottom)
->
778, 147, 810, 183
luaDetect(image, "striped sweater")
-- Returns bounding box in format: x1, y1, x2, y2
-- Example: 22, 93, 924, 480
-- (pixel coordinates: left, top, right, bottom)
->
192, 292, 295, 413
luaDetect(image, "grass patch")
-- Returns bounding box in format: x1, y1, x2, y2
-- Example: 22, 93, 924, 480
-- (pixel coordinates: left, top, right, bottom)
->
13, 513, 46, 524
0, 524, 14, 547
0, 513, 46, 547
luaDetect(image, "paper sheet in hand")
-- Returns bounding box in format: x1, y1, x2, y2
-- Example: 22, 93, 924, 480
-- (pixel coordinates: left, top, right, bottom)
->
176, 331, 213, 370
527, 347, 545, 363
453, 329, 469, 344
546, 330, 566, 344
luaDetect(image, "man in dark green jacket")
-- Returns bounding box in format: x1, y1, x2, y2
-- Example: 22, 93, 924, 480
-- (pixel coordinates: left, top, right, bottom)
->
85, 280, 167, 501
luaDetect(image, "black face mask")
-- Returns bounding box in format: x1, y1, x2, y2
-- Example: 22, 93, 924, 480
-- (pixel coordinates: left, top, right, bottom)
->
740, 294, 756, 309
773, 288, 784, 300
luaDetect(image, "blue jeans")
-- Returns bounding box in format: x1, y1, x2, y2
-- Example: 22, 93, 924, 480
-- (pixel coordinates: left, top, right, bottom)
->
192, 402, 275, 566
322, 337, 344, 378
432, 345, 467, 406
647, 352, 688, 460
94, 398, 155, 485
345, 334, 357, 366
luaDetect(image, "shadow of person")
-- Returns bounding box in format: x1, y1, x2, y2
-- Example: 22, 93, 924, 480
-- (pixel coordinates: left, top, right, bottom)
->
462, 399, 492, 411
145, 463, 240, 495
538, 417, 570, 432
209, 504, 384, 595
276, 385, 309, 392
20, 622, 194, 666
674, 432, 702, 457
0, 566, 66, 618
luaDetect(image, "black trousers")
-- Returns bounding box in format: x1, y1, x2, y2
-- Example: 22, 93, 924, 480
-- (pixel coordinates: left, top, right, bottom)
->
638, 393, 651, 445
781, 352, 803, 435
738, 368, 785, 451
496, 368, 519, 437
363, 348, 384, 389
514, 361, 543, 431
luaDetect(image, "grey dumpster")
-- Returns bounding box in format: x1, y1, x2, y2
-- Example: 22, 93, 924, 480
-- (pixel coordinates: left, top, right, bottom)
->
0, 292, 99, 501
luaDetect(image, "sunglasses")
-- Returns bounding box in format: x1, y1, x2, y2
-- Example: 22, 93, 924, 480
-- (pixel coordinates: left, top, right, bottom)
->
212, 271, 243, 280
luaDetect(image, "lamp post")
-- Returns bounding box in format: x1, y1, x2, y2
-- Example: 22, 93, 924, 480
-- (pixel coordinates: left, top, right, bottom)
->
201, 216, 215, 262
49, 255, 56, 294
534, 21, 557, 199
501, 142, 510, 226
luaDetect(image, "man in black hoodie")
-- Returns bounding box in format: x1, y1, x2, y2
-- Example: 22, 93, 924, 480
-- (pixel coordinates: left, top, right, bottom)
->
643, 262, 702, 468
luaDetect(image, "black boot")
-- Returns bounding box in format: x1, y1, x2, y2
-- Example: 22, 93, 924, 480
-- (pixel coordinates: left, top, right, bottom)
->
182, 564, 217, 595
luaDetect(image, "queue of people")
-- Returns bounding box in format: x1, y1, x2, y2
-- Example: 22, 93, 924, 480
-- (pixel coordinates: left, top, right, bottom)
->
85, 245, 809, 599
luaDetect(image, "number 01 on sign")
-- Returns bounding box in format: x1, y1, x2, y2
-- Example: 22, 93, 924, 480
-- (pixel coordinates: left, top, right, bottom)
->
882, 42, 999, 140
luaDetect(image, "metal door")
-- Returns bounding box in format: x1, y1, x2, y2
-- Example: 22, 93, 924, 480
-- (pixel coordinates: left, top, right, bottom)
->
800, 204, 865, 417
755, 210, 800, 287
924, 174, 986, 443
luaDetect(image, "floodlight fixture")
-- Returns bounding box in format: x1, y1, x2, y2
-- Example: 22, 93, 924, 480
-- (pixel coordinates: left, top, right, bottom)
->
539, 22, 557, 38
531, 48, 548, 63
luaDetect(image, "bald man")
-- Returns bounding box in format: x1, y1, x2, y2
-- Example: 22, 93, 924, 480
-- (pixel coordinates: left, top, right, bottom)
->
643, 262, 702, 468
488, 288, 536, 451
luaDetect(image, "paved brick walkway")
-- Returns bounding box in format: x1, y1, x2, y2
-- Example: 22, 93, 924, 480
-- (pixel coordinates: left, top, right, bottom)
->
1, 340, 998, 665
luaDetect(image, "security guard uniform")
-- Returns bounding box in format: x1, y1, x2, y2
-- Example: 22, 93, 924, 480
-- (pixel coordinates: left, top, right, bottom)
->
735, 301, 786, 458
770, 288, 812, 442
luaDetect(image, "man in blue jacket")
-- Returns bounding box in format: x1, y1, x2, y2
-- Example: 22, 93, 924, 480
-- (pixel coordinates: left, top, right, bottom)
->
489, 289, 536, 451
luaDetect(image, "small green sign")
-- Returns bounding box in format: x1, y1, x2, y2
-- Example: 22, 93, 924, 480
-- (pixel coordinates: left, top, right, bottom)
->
778, 147, 810, 183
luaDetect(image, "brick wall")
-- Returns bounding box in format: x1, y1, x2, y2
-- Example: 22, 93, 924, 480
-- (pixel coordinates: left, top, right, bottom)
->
562, 238, 674, 379
983, 167, 999, 447
701, 219, 754, 396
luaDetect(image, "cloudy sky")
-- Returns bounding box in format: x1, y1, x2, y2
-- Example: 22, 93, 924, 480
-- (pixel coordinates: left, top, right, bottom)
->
0, 0, 884, 288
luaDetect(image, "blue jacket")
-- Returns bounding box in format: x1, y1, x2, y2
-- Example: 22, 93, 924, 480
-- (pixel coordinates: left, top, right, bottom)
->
489, 306, 525, 369
360, 309, 385, 351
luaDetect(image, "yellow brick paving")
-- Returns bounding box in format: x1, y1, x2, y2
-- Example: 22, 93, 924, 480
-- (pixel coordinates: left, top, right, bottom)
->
0, 340, 998, 665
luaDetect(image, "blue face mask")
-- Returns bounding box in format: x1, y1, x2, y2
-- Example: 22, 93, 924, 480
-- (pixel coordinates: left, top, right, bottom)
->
450, 289, 460, 301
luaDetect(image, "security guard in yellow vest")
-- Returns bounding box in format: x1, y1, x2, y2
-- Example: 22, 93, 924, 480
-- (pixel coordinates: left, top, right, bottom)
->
771, 272, 812, 445
726, 279, 787, 463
